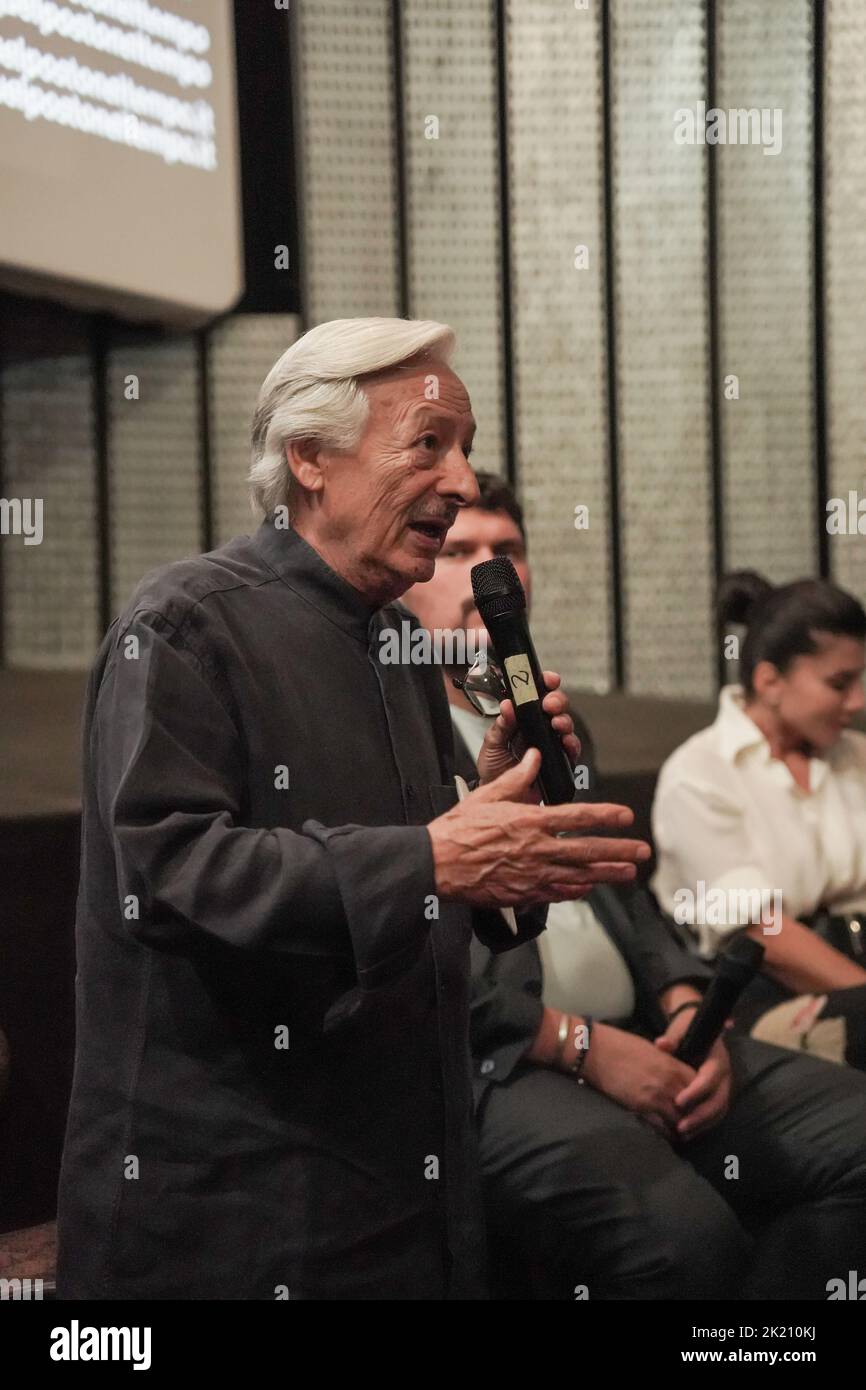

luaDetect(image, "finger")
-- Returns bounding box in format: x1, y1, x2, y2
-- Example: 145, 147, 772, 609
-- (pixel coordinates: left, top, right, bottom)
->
548, 711, 575, 735
544, 881, 599, 901
485, 712, 526, 763
540, 862, 639, 892
550, 720, 580, 757
496, 697, 517, 732
560, 735, 582, 768
541, 691, 569, 716
488, 705, 517, 744
541, 670, 562, 691
677, 1093, 727, 1141
471, 746, 541, 801
644, 1113, 676, 1143
649, 1098, 682, 1134
546, 836, 650, 866
644, 1106, 678, 1139
542, 801, 637, 834
550, 862, 638, 884
545, 881, 594, 901
675, 1062, 720, 1111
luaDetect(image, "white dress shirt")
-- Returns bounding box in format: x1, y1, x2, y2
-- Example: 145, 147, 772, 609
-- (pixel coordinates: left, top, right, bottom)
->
450, 704, 635, 1020
651, 684, 866, 956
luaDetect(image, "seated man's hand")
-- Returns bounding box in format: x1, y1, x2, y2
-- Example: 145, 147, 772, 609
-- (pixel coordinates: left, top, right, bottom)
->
477, 669, 580, 800
581, 1024, 699, 1141
429, 748, 650, 907
654, 1020, 733, 1143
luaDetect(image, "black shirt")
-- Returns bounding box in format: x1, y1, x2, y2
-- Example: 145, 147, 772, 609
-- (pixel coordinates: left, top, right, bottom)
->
56, 516, 543, 1300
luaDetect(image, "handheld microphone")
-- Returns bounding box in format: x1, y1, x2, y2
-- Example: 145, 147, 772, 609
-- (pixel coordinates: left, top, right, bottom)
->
471, 556, 576, 804
674, 934, 765, 1069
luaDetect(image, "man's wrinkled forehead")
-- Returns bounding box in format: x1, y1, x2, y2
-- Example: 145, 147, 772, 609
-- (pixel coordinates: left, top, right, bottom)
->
360, 356, 474, 429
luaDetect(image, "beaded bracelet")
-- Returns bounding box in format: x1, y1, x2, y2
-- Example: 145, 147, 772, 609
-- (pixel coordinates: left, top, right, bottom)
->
564, 1016, 593, 1081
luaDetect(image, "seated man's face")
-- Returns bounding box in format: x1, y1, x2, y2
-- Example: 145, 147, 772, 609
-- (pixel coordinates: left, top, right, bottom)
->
403, 504, 530, 649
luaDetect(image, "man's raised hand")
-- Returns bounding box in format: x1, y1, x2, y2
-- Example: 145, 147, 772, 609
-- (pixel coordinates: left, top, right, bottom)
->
428, 748, 650, 908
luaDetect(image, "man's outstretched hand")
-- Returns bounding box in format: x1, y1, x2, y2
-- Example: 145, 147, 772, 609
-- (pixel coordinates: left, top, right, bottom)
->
428, 747, 650, 908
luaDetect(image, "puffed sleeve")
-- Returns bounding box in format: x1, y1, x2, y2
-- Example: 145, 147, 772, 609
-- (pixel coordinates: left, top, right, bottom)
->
652, 768, 779, 957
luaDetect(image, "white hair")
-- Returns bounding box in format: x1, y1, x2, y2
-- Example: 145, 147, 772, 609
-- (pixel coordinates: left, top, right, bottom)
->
247, 317, 456, 519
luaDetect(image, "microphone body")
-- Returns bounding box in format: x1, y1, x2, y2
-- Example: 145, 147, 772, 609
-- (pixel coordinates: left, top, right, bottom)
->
471, 558, 575, 804
674, 935, 765, 1069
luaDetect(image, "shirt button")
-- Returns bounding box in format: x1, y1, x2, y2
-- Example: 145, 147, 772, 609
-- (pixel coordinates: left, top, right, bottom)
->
480, 1059, 495, 1076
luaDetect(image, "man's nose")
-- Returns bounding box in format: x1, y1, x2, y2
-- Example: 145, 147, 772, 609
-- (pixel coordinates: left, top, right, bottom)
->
438, 446, 480, 507
845, 681, 866, 715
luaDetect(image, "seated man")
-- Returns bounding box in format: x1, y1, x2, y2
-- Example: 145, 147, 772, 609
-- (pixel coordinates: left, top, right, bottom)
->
403, 470, 866, 1300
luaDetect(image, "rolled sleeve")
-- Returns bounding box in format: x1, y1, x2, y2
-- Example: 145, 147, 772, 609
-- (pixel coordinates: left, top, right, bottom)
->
302, 821, 435, 989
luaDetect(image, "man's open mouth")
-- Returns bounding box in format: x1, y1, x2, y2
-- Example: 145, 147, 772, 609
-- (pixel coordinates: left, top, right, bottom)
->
408, 520, 449, 541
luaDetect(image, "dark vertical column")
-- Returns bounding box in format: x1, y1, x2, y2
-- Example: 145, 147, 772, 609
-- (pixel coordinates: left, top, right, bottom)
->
231, 0, 300, 315
197, 330, 214, 553
90, 314, 112, 636
601, 0, 624, 690
286, 0, 308, 331
706, 0, 725, 687
0, 303, 6, 668
390, 0, 411, 320
494, 0, 517, 489
813, 0, 829, 580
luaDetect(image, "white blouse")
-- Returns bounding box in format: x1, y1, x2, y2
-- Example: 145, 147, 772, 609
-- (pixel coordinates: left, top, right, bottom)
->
651, 685, 866, 956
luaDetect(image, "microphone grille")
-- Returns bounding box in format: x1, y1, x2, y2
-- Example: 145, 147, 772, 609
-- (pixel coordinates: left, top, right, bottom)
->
471, 557, 526, 620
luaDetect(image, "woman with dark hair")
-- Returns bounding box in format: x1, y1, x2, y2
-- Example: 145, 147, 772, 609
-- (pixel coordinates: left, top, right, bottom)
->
652, 570, 866, 1066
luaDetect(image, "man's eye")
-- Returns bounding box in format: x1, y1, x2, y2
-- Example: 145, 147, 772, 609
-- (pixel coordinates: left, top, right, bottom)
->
418, 434, 438, 450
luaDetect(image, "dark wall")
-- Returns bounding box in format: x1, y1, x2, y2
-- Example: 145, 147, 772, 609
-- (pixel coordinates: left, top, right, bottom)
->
0, 818, 78, 1231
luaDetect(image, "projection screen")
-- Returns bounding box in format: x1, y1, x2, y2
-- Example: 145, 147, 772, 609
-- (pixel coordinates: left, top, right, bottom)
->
0, 0, 243, 325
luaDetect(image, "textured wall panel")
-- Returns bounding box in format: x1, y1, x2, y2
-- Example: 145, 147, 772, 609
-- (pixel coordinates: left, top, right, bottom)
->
825, 0, 866, 604
295, 0, 399, 323
717, 0, 815, 583
108, 336, 202, 616
402, 0, 505, 476
506, 0, 612, 693
1, 354, 99, 669
208, 313, 301, 545
612, 0, 715, 698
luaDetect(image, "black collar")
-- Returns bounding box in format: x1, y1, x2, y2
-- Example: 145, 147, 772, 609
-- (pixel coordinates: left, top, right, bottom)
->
251, 515, 380, 641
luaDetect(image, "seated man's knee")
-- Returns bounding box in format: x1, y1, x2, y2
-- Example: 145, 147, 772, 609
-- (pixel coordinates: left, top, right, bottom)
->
517, 1153, 751, 1300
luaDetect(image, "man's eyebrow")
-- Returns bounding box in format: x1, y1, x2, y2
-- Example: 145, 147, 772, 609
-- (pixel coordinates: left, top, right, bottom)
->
407, 404, 477, 436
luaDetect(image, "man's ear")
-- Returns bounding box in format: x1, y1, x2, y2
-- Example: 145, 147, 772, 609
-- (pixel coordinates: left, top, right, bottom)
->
752, 659, 783, 705
285, 438, 325, 497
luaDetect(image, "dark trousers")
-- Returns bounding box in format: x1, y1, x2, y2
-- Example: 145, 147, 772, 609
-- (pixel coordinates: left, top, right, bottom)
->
477, 1035, 866, 1300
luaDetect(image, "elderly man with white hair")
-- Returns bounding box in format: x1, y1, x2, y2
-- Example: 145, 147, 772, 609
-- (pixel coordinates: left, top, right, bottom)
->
56, 318, 649, 1301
